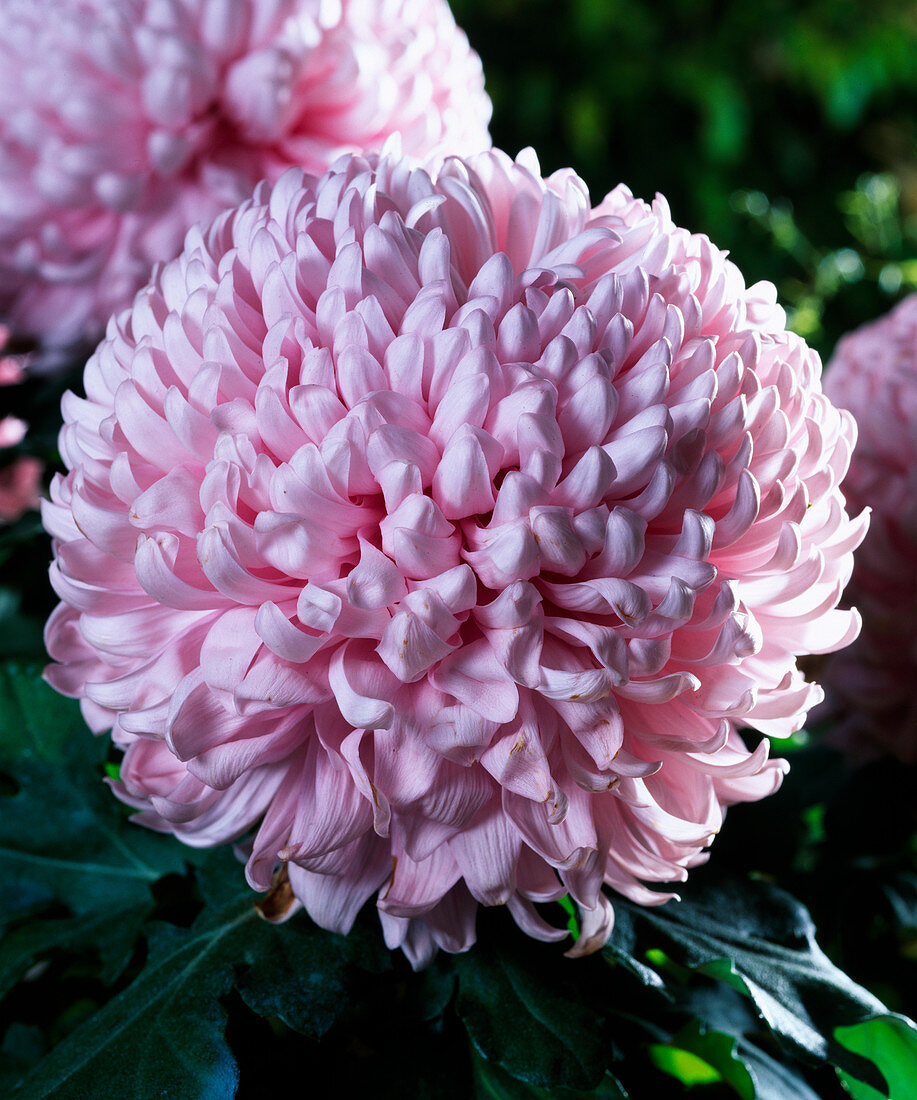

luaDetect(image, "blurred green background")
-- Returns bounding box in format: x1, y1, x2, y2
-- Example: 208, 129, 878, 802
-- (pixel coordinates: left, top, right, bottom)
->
452, 0, 917, 361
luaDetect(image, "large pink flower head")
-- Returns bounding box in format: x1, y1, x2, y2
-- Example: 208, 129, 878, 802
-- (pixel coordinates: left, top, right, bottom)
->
823, 295, 917, 761
0, 0, 491, 348
44, 148, 866, 966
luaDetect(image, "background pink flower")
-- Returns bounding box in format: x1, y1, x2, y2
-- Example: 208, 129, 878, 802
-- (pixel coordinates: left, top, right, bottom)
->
44, 148, 865, 966
0, 456, 43, 523
0, 323, 42, 523
0, 0, 491, 348
0, 324, 26, 386
823, 294, 917, 762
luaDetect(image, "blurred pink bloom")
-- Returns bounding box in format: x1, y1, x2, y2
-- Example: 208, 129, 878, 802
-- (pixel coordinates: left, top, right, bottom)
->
0, 416, 28, 448
0, 324, 42, 523
0, 361, 24, 386
823, 294, 917, 761
0, 455, 42, 523
44, 149, 865, 965
0, 346, 25, 385
0, 0, 491, 347
1, 323, 27, 383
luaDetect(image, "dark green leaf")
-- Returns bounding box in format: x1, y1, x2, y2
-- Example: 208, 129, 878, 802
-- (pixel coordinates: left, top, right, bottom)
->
0, 662, 185, 927
0, 590, 44, 661
883, 874, 917, 934
14, 850, 394, 1099
13, 893, 255, 1100
236, 911, 390, 1040
455, 933, 609, 1091
472, 1050, 628, 1100
737, 1041, 822, 1100
0, 900, 150, 996
603, 919, 667, 992
417, 956, 459, 1021
0, 1025, 47, 1095
0, 661, 189, 1012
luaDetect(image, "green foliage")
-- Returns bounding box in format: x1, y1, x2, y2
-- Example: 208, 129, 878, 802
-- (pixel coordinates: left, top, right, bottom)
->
650, 1023, 755, 1097
17, 903, 250, 1100
0, 518, 52, 663
0, 587, 43, 662
732, 173, 917, 354
472, 1053, 628, 1100
614, 877, 887, 1080
11, 862, 392, 1100
455, 931, 612, 1091
0, 663, 185, 992
453, 0, 917, 202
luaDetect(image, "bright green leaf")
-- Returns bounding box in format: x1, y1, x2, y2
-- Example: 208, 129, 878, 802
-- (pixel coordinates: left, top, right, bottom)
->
669, 1022, 755, 1098
558, 895, 580, 940
836, 1014, 917, 1100
649, 1045, 721, 1086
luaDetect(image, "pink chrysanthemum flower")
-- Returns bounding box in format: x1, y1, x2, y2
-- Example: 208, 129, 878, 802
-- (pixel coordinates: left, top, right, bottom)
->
823, 295, 917, 762
44, 148, 866, 966
0, 0, 491, 348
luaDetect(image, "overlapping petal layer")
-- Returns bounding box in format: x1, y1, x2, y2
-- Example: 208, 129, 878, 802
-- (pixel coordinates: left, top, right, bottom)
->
45, 149, 865, 965
0, 0, 491, 346
823, 294, 917, 761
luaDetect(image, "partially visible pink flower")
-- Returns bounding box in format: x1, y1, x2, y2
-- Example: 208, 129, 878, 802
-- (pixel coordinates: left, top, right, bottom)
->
0, 456, 43, 523
0, 362, 23, 386
0, 417, 27, 449
0, 324, 41, 523
0, 324, 26, 385
44, 149, 864, 966
0, 0, 491, 347
823, 295, 917, 761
